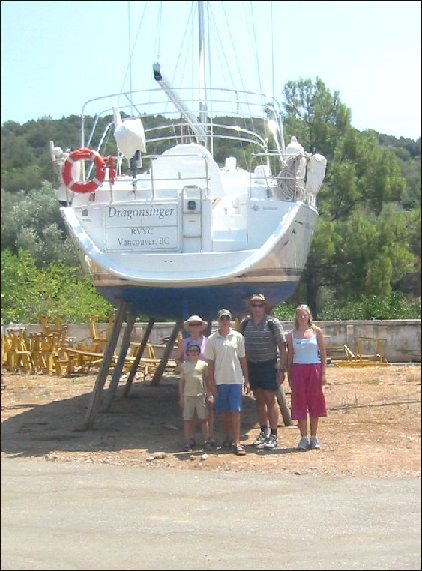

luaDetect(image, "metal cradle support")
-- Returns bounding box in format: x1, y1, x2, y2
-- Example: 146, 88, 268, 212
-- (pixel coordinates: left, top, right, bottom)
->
150, 320, 183, 386
123, 317, 155, 397
81, 300, 128, 430
104, 311, 137, 411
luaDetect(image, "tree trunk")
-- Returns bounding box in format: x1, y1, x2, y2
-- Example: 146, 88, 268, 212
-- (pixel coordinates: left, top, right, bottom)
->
304, 256, 319, 319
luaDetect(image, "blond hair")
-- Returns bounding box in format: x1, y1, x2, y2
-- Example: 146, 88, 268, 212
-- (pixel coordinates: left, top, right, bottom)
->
294, 304, 317, 330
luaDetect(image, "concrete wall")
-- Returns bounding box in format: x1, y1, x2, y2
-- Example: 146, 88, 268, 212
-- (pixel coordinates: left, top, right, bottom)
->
4, 319, 420, 363
310, 320, 421, 363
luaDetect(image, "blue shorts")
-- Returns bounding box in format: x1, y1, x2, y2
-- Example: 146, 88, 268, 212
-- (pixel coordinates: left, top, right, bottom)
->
248, 359, 278, 392
215, 384, 243, 413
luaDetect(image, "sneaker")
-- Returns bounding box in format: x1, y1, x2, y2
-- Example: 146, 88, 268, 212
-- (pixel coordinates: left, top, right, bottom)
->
189, 438, 196, 448
253, 430, 268, 447
183, 441, 193, 452
203, 439, 213, 451
263, 434, 278, 450
297, 437, 309, 451
309, 436, 320, 450
233, 443, 246, 456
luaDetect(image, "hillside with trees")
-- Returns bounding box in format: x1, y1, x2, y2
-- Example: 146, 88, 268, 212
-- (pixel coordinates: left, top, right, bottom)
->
1, 78, 420, 322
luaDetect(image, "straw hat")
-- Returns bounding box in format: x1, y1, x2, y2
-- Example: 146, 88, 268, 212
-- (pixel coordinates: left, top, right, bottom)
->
248, 293, 269, 307
183, 314, 208, 332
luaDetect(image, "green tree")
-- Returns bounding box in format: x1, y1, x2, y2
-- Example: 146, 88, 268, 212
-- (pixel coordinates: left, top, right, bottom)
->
1, 183, 79, 267
1, 249, 113, 323
281, 79, 416, 314
282, 77, 352, 157
303, 205, 416, 313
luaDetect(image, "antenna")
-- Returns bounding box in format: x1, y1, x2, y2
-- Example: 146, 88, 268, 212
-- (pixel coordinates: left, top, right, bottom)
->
198, 0, 208, 149
271, 1, 275, 101
128, 1, 133, 115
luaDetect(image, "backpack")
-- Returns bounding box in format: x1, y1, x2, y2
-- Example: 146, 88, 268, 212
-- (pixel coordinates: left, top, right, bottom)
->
240, 317, 276, 337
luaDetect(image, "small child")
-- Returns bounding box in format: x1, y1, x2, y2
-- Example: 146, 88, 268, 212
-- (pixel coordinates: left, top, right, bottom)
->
179, 342, 211, 451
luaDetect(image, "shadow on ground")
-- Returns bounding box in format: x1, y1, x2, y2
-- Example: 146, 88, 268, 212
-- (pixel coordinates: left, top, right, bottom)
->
1, 376, 267, 460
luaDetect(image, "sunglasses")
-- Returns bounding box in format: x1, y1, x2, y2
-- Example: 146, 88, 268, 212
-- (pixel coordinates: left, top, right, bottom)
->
188, 323, 202, 326
251, 303, 265, 308
219, 316, 231, 320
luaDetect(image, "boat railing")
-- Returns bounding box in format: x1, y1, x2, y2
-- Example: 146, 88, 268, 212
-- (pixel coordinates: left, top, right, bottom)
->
144, 121, 268, 154
131, 151, 212, 203
80, 86, 281, 159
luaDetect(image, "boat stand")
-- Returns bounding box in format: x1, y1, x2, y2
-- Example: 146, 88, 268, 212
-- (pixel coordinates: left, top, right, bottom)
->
81, 301, 181, 430
151, 320, 183, 385
81, 300, 128, 429
123, 317, 155, 397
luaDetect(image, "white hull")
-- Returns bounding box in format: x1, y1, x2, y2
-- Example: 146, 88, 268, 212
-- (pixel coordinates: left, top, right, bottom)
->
61, 179, 318, 289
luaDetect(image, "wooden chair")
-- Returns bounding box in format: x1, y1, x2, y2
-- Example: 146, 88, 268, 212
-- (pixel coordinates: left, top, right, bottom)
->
86, 315, 114, 352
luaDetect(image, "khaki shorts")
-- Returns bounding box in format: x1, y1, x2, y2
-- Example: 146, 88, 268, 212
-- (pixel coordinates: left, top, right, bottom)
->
183, 395, 208, 420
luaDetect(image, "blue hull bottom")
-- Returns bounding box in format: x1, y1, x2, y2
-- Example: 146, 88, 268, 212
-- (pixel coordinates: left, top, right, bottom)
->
97, 282, 299, 322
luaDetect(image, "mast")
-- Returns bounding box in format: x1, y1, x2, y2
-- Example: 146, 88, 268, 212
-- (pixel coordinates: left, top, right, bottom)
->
198, 0, 208, 149
153, 1, 208, 146
128, 1, 133, 114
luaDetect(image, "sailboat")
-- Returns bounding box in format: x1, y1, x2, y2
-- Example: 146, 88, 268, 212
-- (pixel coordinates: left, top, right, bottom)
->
50, 1, 326, 322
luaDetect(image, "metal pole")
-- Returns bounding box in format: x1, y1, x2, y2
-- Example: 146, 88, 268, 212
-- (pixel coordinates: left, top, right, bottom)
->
104, 312, 137, 411
81, 300, 128, 429
124, 317, 155, 397
150, 320, 183, 386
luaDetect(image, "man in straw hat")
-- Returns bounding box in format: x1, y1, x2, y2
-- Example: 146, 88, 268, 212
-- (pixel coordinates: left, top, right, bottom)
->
240, 294, 288, 450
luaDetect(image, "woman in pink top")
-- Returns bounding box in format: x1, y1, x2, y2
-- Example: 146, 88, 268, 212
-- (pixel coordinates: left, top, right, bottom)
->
286, 304, 327, 451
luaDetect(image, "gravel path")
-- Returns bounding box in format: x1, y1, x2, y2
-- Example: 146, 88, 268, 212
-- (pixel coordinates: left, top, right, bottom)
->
1, 458, 420, 570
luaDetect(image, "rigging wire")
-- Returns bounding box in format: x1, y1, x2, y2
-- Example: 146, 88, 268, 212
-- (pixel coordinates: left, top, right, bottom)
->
248, 1, 263, 97
128, 0, 132, 114
155, 1, 163, 62
117, 0, 149, 110
271, 0, 275, 102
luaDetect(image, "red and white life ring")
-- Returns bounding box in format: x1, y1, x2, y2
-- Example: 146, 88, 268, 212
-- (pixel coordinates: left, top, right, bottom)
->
62, 148, 106, 193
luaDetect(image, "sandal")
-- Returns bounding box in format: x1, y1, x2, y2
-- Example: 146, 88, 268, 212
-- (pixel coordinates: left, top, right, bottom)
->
233, 443, 246, 456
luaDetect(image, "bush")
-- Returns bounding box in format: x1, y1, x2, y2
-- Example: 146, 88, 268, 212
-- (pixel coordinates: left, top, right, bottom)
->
1, 249, 113, 323
316, 292, 421, 320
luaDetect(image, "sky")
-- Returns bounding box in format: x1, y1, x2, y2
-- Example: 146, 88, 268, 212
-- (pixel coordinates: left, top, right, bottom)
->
1, 0, 421, 140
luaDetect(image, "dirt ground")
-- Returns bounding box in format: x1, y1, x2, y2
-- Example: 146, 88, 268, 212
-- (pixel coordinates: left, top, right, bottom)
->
1, 364, 420, 478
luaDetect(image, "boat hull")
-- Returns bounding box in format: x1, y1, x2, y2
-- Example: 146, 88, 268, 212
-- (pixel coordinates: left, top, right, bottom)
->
68, 200, 318, 320
95, 281, 301, 322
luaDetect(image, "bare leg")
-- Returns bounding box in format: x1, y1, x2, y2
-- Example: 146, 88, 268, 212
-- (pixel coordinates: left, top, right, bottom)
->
200, 418, 210, 442
298, 418, 308, 438
263, 390, 278, 430
221, 411, 232, 442
184, 419, 194, 441
207, 400, 214, 438
254, 388, 269, 429
231, 411, 241, 446
310, 417, 319, 437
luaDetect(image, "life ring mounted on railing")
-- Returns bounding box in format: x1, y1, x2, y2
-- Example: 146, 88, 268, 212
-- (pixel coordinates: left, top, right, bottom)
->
63, 148, 106, 193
